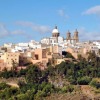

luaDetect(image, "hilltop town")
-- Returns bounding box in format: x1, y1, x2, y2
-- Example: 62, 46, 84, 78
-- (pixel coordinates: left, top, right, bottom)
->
0, 26, 100, 100
0, 26, 100, 71
0, 0, 100, 99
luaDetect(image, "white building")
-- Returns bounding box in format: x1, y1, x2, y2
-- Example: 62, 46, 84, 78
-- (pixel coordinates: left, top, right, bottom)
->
41, 26, 64, 45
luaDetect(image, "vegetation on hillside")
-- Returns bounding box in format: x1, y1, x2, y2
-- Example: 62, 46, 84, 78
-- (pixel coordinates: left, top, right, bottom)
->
0, 51, 99, 99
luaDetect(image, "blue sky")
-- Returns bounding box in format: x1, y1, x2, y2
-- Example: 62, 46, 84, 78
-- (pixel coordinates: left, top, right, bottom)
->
0, 0, 100, 45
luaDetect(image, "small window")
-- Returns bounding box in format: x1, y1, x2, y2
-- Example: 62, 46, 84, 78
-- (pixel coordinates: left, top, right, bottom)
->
35, 55, 39, 60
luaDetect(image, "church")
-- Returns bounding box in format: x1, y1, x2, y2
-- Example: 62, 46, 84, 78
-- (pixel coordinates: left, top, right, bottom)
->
66, 29, 79, 44
41, 26, 79, 45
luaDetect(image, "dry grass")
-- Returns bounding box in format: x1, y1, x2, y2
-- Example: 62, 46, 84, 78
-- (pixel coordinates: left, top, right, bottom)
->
45, 93, 91, 100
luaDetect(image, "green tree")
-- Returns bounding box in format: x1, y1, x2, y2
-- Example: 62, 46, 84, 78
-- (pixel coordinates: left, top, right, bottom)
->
26, 65, 42, 84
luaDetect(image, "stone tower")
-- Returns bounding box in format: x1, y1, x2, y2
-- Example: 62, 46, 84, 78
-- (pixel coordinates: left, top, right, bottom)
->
73, 29, 79, 43
66, 30, 71, 40
66, 30, 71, 43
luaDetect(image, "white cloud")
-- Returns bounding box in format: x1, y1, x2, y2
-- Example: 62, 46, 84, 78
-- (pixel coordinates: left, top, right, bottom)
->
78, 27, 100, 41
15, 21, 33, 27
16, 21, 51, 34
0, 23, 10, 38
0, 23, 26, 38
58, 9, 65, 16
58, 9, 68, 19
11, 30, 26, 35
82, 5, 100, 15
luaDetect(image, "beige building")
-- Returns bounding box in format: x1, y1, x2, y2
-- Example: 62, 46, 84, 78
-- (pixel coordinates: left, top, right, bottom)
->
28, 45, 63, 66
66, 47, 88, 59
0, 52, 19, 70
0, 59, 6, 71
52, 45, 62, 55
30, 48, 52, 66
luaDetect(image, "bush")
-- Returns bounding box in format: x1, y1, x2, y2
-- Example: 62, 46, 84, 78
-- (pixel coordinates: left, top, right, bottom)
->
61, 86, 67, 93
61, 85, 74, 93
77, 76, 92, 85
0, 87, 19, 99
68, 76, 77, 85
90, 79, 100, 89
26, 89, 35, 100
38, 82, 47, 91
67, 85, 74, 93
16, 93, 29, 100
0, 82, 10, 90
42, 83, 54, 96
18, 80, 26, 88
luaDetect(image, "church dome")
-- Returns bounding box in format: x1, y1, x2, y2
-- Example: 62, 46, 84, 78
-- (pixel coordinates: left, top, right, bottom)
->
52, 26, 59, 34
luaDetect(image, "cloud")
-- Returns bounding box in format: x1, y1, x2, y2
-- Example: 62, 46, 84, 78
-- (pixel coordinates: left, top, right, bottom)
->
16, 21, 51, 33
82, 5, 100, 15
78, 27, 100, 41
15, 21, 33, 27
11, 30, 26, 35
0, 23, 26, 39
0, 23, 10, 38
58, 9, 69, 19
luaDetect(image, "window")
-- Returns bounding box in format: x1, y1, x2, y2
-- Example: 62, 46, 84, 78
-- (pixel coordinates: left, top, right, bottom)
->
35, 55, 39, 60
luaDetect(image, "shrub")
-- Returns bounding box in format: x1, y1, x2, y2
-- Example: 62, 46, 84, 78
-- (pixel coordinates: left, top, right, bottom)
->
35, 90, 45, 100
90, 79, 100, 89
61, 85, 74, 93
0, 82, 10, 90
61, 86, 67, 93
77, 76, 92, 85
16, 94, 29, 100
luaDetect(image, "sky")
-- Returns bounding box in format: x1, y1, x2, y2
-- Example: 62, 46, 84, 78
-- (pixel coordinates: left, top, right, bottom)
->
0, 0, 100, 45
